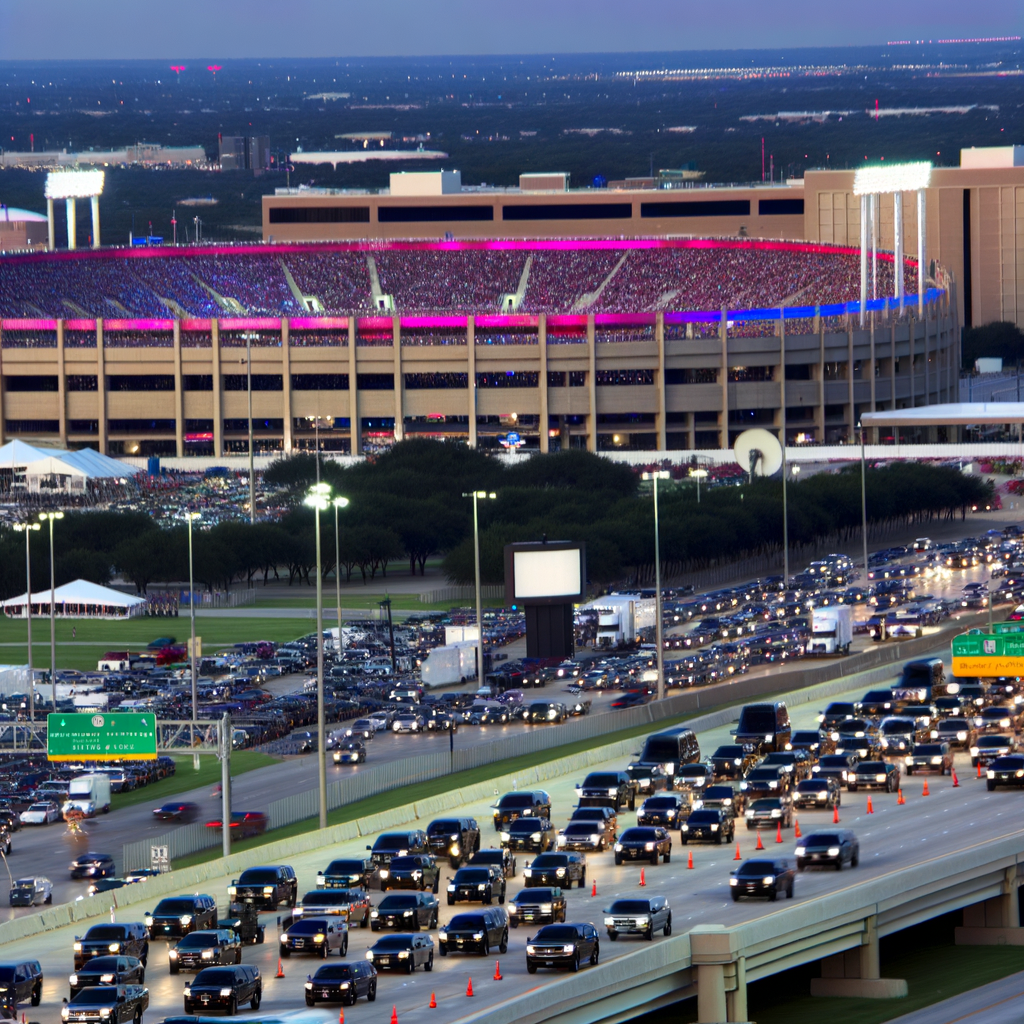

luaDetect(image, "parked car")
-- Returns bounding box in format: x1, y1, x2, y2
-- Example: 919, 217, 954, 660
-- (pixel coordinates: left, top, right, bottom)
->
438, 909, 509, 956
525, 923, 600, 973
603, 897, 671, 941
182, 965, 261, 1014
19, 801, 60, 826
303, 962, 377, 1006
507, 887, 566, 928
169, 930, 243, 973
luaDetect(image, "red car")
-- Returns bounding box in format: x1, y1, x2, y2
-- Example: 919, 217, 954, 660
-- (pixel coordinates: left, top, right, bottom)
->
205, 812, 268, 839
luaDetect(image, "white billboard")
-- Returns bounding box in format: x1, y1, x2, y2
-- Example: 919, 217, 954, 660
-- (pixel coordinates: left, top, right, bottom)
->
513, 548, 582, 600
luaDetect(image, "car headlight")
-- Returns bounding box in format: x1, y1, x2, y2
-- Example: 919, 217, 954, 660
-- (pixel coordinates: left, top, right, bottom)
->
827, 847, 841, 857
875, 774, 887, 783
769, 781, 778, 789
144, 917, 153, 927
227, 886, 237, 895
740, 782, 748, 790
957, 732, 968, 741
729, 878, 738, 886
531, 833, 542, 842
450, 844, 460, 855
304, 982, 314, 990
711, 823, 719, 831
526, 945, 537, 954
316, 875, 326, 886
795, 846, 806, 856
263, 886, 275, 894
816, 791, 827, 800
970, 747, 980, 756
398, 951, 410, 959
202, 949, 215, 959
930, 756, 943, 765
366, 951, 374, 960
74, 942, 83, 951
771, 809, 781, 818
379, 870, 389, 879
500, 832, 510, 841
100, 1009, 111, 1018
604, 916, 615, 926
493, 810, 500, 817
762, 876, 775, 885
180, 915, 193, 925
477, 883, 487, 890
220, 988, 234, 997
1017, 769, 1024, 778
313, 934, 325, 942
411, 871, 422, 878
555, 867, 566, 877
614, 843, 623, 851
644, 842, 655, 851
371, 910, 380, 917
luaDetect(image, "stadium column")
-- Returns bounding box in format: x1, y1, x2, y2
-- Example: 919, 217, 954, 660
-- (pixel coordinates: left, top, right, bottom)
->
96, 320, 107, 457
778, 311, 786, 449
908, 314, 915, 409
467, 316, 477, 448
889, 318, 897, 416
281, 320, 293, 453
0, 323, 5, 445
212, 320, 223, 457
586, 315, 597, 453
847, 322, 855, 441
392, 316, 404, 441
719, 308, 728, 450
173, 321, 184, 457
655, 312, 667, 451
348, 318, 360, 455
538, 314, 549, 453
869, 313, 877, 442
56, 319, 67, 447
815, 319, 825, 444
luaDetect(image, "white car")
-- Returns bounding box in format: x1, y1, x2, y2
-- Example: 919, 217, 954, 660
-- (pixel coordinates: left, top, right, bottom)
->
19, 801, 61, 825
392, 713, 424, 733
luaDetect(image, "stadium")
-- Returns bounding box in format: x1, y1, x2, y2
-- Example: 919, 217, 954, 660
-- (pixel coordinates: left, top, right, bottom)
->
0, 236, 956, 456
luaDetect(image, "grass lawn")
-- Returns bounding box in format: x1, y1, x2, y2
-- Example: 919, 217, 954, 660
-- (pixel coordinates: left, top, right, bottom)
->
251, 592, 506, 612
0, 617, 313, 671
109, 750, 280, 813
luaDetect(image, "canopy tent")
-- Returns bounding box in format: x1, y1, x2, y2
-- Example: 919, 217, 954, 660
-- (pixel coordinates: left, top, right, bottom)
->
0, 440, 52, 470
861, 403, 1024, 429
1, 579, 146, 619
23, 455, 88, 494
57, 448, 138, 479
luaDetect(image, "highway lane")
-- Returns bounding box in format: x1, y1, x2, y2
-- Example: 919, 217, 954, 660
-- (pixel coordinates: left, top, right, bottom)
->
10, 671, 1024, 1024
883, 970, 1024, 1024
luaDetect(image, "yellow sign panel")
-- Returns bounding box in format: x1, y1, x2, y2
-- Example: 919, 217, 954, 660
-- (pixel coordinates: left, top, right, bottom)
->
952, 656, 1024, 677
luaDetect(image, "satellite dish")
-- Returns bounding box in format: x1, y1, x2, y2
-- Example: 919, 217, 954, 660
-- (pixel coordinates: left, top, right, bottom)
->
733, 428, 783, 482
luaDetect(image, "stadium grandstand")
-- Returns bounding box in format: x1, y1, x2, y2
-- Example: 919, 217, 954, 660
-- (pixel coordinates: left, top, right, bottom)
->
0, 237, 956, 457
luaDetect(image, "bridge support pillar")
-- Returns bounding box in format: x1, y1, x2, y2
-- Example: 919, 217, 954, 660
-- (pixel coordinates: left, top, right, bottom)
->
811, 916, 908, 999
691, 925, 747, 1022
956, 867, 1024, 945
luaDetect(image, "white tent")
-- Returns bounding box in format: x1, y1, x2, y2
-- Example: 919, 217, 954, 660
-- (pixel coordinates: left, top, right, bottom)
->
1, 579, 146, 619
0, 440, 51, 471
23, 455, 88, 494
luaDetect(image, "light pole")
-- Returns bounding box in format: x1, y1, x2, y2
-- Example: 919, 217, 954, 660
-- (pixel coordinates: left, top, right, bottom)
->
305, 482, 332, 829
12, 523, 40, 721
332, 497, 349, 655
689, 467, 707, 503
859, 421, 869, 579
641, 471, 670, 701
462, 491, 496, 690
185, 511, 201, 757
39, 511, 63, 710
245, 338, 255, 524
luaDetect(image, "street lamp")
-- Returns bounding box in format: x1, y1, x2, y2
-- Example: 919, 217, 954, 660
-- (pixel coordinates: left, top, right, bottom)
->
242, 339, 255, 525
462, 491, 496, 690
689, 467, 708, 504
184, 512, 202, 753
304, 482, 332, 829
859, 421, 869, 579
39, 511, 63, 710
641, 471, 670, 701
12, 523, 40, 721
332, 497, 350, 655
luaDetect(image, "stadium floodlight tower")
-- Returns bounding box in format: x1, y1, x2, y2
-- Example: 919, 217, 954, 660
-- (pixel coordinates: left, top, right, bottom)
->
853, 162, 931, 324
43, 169, 105, 251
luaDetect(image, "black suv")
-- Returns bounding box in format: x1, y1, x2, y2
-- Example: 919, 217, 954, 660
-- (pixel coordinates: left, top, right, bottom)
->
500, 817, 556, 853
614, 827, 671, 865
304, 962, 377, 1006
0, 960, 42, 1007
227, 865, 297, 909
709, 745, 756, 780
575, 772, 637, 812
61, 984, 149, 1024
379, 855, 440, 893
439, 909, 509, 956
370, 893, 439, 931
526, 923, 600, 973
145, 895, 217, 939
508, 887, 566, 927
469, 847, 516, 879
316, 858, 373, 890
426, 817, 480, 868
637, 794, 688, 828
68, 957, 143, 998
523, 853, 586, 889
491, 791, 551, 830
169, 930, 243, 973
367, 830, 429, 868
183, 965, 262, 1014
680, 808, 734, 844
603, 897, 672, 941
73, 924, 149, 970
70, 853, 116, 880
447, 866, 506, 905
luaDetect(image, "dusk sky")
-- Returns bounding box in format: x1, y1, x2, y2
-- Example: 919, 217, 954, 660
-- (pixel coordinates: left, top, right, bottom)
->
0, 0, 1021, 60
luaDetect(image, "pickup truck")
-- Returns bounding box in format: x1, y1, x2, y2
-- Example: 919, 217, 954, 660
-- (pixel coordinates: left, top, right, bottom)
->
227, 866, 297, 909
60, 984, 149, 1024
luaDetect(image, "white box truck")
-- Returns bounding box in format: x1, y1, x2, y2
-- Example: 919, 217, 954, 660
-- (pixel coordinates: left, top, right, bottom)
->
62, 773, 112, 818
420, 641, 478, 687
582, 595, 657, 649
808, 606, 853, 655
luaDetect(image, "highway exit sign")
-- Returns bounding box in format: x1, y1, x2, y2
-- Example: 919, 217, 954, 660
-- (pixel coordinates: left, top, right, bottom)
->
46, 712, 158, 762
952, 631, 1024, 677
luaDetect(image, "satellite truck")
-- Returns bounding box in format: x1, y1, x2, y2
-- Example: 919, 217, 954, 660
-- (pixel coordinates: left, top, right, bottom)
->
807, 606, 853, 655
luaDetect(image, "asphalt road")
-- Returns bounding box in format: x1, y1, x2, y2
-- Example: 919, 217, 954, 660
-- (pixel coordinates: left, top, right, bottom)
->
885, 970, 1024, 1024
9, 670, 1023, 1024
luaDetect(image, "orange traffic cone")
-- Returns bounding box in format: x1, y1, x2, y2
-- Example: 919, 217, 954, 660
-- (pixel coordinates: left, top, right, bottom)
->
391, 1007, 398, 1024
775, 821, 783, 843
922, 780, 930, 797
686, 850, 693, 869
493, 960, 503, 981
952, 769, 960, 788
832, 805, 840, 824
466, 979, 475, 998
429, 993, 437, 1009
591, 879, 597, 897
275, 958, 285, 979
755, 830, 764, 850
339, 1009, 344, 1024
898, 788, 905, 805
977, 761, 983, 779
734, 842, 742, 861
639, 868, 646, 887
866, 796, 874, 814
794, 818, 802, 839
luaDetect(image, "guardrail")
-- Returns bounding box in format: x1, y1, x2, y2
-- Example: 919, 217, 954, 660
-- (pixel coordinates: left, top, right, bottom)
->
120, 614, 979, 873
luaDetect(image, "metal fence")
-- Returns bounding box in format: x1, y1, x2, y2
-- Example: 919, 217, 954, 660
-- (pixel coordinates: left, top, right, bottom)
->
419, 585, 504, 604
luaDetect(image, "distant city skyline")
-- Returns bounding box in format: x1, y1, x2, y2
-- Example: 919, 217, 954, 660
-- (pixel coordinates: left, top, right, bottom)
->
0, 0, 1021, 60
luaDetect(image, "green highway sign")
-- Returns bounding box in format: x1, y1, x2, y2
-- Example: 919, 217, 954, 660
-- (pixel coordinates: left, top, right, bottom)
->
952, 631, 1024, 677
46, 713, 158, 762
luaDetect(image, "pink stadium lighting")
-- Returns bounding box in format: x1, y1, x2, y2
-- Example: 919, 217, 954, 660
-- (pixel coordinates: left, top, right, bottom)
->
207, 65, 222, 76
170, 65, 186, 75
